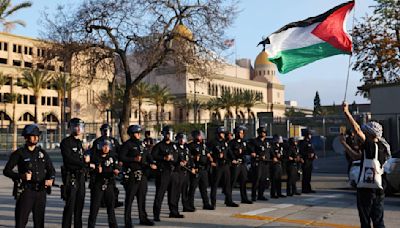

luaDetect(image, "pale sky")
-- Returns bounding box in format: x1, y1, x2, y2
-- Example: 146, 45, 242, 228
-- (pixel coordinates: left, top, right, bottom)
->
11, 0, 374, 108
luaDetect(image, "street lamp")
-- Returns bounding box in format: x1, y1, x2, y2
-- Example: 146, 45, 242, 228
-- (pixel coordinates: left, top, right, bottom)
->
189, 78, 201, 123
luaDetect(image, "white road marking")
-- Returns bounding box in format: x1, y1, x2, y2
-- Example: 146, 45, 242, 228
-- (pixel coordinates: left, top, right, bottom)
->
242, 204, 294, 215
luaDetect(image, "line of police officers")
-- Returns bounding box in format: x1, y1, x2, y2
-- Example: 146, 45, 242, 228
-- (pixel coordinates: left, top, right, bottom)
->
3, 119, 317, 228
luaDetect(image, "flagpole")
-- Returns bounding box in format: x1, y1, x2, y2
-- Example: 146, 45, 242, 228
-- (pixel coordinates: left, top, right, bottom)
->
234, 37, 237, 78
344, 0, 356, 102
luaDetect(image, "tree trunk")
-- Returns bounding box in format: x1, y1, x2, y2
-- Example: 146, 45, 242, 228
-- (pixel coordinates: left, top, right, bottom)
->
34, 96, 39, 123
118, 87, 132, 142
12, 101, 17, 150
138, 99, 142, 125
59, 96, 63, 142
156, 104, 160, 127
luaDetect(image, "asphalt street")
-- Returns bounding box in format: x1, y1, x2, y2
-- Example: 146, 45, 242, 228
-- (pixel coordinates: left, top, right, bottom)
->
0, 155, 399, 228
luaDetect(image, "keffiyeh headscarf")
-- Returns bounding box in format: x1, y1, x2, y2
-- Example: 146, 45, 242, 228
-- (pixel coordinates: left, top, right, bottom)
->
361, 121, 391, 157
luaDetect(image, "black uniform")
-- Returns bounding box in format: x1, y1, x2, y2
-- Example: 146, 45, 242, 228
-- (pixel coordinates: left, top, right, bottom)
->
248, 137, 271, 201
299, 139, 316, 193
119, 138, 153, 227
151, 139, 176, 220
229, 138, 251, 203
285, 143, 301, 196
270, 142, 284, 198
208, 138, 234, 207
175, 143, 193, 211
168, 143, 187, 215
91, 136, 121, 207
3, 145, 55, 228
60, 135, 87, 228
87, 152, 119, 228
187, 141, 213, 209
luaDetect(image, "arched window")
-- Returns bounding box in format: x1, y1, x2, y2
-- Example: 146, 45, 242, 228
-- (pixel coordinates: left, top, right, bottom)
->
19, 112, 34, 122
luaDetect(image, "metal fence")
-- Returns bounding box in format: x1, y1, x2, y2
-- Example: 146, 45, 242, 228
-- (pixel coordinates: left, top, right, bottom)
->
1, 113, 399, 154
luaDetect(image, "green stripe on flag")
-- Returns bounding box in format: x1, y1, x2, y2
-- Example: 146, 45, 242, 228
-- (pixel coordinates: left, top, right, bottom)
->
268, 42, 350, 74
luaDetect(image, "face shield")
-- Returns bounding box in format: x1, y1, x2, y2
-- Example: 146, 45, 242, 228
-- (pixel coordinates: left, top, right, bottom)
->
70, 123, 85, 135
162, 131, 174, 141
177, 135, 187, 144
102, 128, 111, 137
98, 140, 113, 153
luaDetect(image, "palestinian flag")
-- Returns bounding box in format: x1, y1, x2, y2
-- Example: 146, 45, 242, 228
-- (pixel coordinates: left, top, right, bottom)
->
258, 1, 354, 74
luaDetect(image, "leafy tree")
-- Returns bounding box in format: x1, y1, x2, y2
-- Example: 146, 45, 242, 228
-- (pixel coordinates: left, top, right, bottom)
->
20, 69, 51, 123
149, 84, 172, 126
218, 91, 234, 119
43, 0, 238, 141
353, 0, 399, 97
0, 0, 32, 31
313, 91, 322, 117
242, 90, 261, 121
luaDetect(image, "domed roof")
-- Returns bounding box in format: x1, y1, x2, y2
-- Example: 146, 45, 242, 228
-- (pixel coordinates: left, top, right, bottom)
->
173, 23, 193, 41
255, 50, 272, 66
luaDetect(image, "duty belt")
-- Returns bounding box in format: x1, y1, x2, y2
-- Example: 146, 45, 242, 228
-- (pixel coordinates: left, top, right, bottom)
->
22, 181, 45, 191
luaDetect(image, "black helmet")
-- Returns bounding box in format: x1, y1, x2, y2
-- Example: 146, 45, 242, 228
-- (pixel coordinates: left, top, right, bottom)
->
216, 126, 226, 134
22, 124, 41, 137
161, 126, 173, 136
68, 118, 84, 128
100, 123, 112, 131
175, 132, 186, 141
234, 125, 247, 134
191, 129, 202, 138
257, 127, 267, 134
127, 125, 142, 135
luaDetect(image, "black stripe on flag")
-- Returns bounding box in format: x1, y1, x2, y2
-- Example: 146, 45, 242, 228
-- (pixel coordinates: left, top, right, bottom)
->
258, 1, 354, 47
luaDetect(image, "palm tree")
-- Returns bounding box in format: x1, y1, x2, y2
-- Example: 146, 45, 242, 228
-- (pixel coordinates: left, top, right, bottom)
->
218, 91, 234, 119
206, 97, 221, 121
160, 92, 174, 122
20, 69, 51, 123
0, 0, 32, 32
5, 92, 20, 150
149, 84, 171, 126
133, 82, 149, 125
232, 91, 244, 120
242, 90, 261, 122
52, 72, 73, 140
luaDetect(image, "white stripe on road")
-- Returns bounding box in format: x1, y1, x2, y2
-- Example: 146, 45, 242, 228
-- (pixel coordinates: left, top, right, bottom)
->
304, 194, 345, 202
242, 204, 294, 215
242, 208, 276, 215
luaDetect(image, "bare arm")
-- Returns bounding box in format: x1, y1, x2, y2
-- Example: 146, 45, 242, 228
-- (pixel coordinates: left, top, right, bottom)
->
342, 102, 366, 142
339, 135, 362, 160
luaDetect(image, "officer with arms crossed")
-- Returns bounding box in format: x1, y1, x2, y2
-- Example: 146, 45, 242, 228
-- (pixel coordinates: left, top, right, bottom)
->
187, 130, 214, 210
4, 124, 55, 228
208, 126, 239, 208
61, 118, 90, 228
91, 123, 123, 208
229, 125, 253, 204
249, 126, 271, 201
87, 139, 119, 228
119, 125, 156, 227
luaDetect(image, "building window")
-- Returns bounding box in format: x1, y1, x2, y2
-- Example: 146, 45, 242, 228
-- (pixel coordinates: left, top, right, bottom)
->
47, 97, 51, 106
42, 97, 46, 105
24, 62, 32, 68
29, 95, 35, 104
47, 65, 55, 71
19, 112, 35, 121
13, 44, 22, 53
0, 42, 8, 51
0, 58, 7, 64
37, 63, 45, 69
12, 60, 21, 66
22, 95, 28, 104
52, 97, 58, 106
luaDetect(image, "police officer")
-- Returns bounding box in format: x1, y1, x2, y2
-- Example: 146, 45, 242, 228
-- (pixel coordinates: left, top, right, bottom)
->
61, 118, 90, 228
174, 133, 195, 212
248, 126, 270, 201
270, 135, 286, 198
285, 138, 302, 196
87, 139, 119, 228
143, 130, 155, 151
300, 130, 317, 193
91, 123, 123, 208
187, 130, 214, 210
208, 126, 239, 208
229, 125, 252, 204
3, 124, 55, 228
152, 126, 182, 221
119, 125, 155, 227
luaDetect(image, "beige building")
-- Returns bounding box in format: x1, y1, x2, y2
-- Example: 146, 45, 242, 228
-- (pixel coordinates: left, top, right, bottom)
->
0, 32, 111, 134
